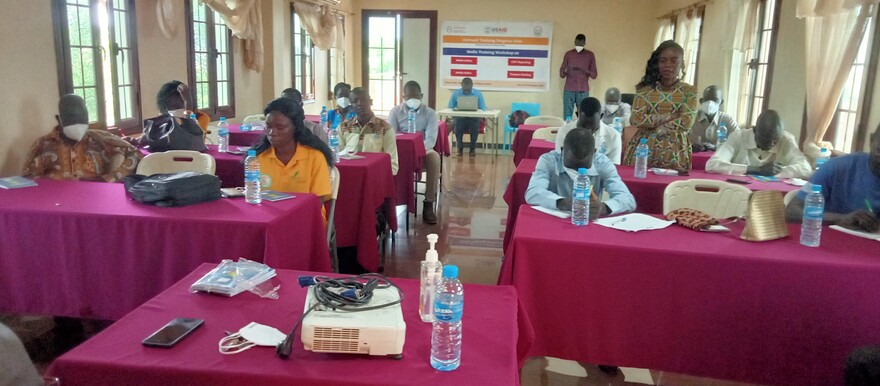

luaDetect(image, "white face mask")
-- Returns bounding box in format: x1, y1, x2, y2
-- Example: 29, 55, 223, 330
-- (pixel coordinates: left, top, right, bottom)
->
62, 123, 89, 141
168, 109, 187, 118
574, 45, 584, 53
336, 97, 351, 109
405, 98, 421, 110
219, 322, 288, 355
605, 104, 620, 114
701, 100, 720, 116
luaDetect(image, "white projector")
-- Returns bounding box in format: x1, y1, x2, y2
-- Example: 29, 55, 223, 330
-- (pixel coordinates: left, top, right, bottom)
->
300, 286, 406, 357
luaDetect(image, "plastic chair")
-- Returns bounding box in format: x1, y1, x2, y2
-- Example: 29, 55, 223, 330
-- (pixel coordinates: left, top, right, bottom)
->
783, 190, 799, 206
326, 167, 340, 272
136, 150, 216, 175
524, 115, 566, 126
532, 127, 560, 142
503, 102, 541, 153
663, 179, 753, 218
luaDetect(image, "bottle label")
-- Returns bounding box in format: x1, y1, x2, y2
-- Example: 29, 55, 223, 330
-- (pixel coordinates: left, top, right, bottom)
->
245, 170, 260, 181
573, 187, 589, 200
804, 206, 823, 219
218, 128, 228, 136
329, 137, 340, 147
434, 299, 463, 323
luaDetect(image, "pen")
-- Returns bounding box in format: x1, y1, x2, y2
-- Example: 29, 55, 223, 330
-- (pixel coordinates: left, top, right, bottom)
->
611, 217, 628, 226
866, 199, 875, 215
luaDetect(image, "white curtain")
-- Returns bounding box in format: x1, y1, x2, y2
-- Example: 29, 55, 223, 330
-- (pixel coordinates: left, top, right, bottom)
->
654, 17, 675, 49
291, 1, 337, 50
725, 0, 760, 126
676, 8, 703, 85
332, 15, 346, 84
201, 0, 264, 72
797, 0, 874, 157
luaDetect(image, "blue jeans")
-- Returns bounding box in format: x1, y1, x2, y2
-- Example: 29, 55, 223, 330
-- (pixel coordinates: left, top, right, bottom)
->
563, 91, 588, 120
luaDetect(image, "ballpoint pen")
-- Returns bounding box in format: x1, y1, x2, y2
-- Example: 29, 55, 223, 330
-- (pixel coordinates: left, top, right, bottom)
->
866, 199, 875, 215
611, 217, 628, 226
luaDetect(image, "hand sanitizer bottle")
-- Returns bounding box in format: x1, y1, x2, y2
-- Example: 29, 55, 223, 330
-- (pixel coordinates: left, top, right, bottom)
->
419, 234, 442, 322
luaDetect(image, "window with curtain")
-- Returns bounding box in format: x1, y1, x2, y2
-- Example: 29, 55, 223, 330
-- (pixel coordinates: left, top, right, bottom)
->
655, 16, 676, 49
328, 15, 345, 99
830, 14, 876, 152
739, 0, 781, 128
52, 0, 140, 133
187, 0, 235, 119
680, 7, 704, 86
292, 11, 316, 101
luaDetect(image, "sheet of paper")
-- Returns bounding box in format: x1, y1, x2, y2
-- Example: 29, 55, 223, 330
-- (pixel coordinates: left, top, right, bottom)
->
830, 225, 880, 241
530, 205, 570, 219
338, 153, 364, 160
594, 213, 675, 232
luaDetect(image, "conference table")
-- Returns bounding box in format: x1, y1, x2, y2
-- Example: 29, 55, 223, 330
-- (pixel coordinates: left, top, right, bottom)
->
394, 132, 427, 214
511, 124, 547, 165
0, 179, 329, 321
49, 263, 533, 386
502, 158, 538, 253
691, 151, 713, 170
523, 138, 555, 161
436, 108, 503, 155
227, 115, 321, 147
500, 205, 880, 386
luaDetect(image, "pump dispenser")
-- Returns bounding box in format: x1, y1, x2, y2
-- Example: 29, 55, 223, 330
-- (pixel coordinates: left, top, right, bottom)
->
419, 234, 443, 322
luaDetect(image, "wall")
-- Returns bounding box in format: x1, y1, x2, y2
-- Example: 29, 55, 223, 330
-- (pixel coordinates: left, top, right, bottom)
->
765, 0, 806, 138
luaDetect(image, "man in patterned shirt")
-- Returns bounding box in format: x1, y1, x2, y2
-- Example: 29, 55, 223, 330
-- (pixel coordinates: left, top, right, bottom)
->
339, 87, 399, 175
22, 94, 141, 182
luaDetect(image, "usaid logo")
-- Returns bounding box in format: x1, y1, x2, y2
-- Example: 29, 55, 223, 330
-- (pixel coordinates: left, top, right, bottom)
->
483, 26, 508, 34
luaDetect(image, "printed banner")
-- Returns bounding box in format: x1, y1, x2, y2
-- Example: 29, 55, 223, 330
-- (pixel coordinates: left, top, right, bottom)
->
440, 21, 553, 92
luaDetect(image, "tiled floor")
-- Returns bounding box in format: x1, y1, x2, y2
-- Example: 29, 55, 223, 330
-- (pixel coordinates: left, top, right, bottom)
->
3, 150, 766, 385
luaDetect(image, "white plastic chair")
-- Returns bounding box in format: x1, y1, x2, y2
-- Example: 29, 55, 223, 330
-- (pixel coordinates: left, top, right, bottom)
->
136, 150, 216, 175
532, 127, 560, 142
783, 190, 799, 206
524, 115, 566, 127
327, 166, 340, 272
663, 179, 753, 218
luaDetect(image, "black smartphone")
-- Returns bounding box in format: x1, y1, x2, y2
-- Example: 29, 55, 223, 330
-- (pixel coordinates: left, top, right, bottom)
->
142, 318, 204, 348
726, 178, 752, 185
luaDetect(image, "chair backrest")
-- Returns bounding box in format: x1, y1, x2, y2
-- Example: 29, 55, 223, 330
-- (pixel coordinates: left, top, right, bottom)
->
524, 115, 566, 126
329, 166, 340, 200
663, 179, 753, 218
783, 189, 799, 206
532, 126, 560, 141
136, 150, 216, 175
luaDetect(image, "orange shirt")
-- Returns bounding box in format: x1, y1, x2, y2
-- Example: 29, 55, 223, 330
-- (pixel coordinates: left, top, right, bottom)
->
257, 144, 331, 202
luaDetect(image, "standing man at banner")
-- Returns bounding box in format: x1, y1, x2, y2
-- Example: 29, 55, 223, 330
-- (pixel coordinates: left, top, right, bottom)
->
559, 33, 598, 120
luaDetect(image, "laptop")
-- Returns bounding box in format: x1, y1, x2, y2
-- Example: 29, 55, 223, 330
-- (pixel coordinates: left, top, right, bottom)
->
456, 95, 479, 111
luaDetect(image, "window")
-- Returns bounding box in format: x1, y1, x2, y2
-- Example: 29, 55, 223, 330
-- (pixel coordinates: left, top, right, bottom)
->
292, 12, 316, 100
52, 0, 140, 132
679, 7, 704, 86
655, 15, 676, 49
187, 0, 234, 119
830, 15, 876, 152
740, 0, 781, 127
328, 15, 346, 98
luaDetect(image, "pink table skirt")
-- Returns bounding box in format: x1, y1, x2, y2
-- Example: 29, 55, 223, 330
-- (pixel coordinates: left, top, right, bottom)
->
49, 263, 532, 386
394, 133, 427, 214
435, 121, 451, 156
512, 124, 547, 165
227, 124, 263, 147
500, 205, 880, 386
523, 139, 554, 162
502, 159, 538, 253
0, 180, 329, 320
691, 151, 713, 171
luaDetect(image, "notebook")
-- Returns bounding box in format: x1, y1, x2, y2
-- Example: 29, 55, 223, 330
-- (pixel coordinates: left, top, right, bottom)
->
0, 176, 38, 189
456, 95, 479, 111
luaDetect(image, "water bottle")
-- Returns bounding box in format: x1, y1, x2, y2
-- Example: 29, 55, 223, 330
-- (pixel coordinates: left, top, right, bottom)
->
571, 168, 590, 226
716, 122, 728, 148
217, 116, 229, 153
634, 138, 648, 179
431, 265, 463, 371
320, 106, 328, 130
800, 184, 824, 247
244, 150, 261, 204
565, 116, 572, 124
420, 234, 442, 323
815, 147, 831, 171
613, 117, 623, 134
407, 108, 417, 134
328, 127, 340, 164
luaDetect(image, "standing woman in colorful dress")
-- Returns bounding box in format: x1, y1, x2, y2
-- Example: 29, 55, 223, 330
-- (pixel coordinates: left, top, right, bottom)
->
623, 40, 699, 170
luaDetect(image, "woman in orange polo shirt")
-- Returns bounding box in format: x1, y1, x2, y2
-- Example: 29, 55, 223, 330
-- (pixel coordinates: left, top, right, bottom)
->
253, 98, 333, 203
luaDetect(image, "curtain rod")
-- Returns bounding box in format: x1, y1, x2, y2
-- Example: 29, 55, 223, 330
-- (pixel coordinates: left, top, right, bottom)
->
291, 0, 353, 16
656, 0, 709, 20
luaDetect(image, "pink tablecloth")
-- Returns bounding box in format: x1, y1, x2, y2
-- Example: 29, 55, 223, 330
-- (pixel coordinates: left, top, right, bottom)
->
692, 151, 713, 171
227, 124, 263, 147
500, 205, 880, 386
49, 263, 531, 386
394, 133, 427, 214
523, 139, 555, 162
502, 159, 538, 253
0, 180, 329, 320
512, 124, 547, 165
203, 145, 246, 187
435, 121, 451, 156
335, 153, 398, 272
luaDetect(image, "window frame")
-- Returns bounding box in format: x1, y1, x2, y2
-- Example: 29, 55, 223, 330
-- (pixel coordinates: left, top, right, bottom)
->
743, 0, 782, 128
186, 0, 236, 121
681, 6, 705, 86
291, 9, 317, 102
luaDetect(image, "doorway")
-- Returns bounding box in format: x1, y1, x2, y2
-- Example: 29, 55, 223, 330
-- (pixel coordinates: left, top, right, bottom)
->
361, 10, 437, 115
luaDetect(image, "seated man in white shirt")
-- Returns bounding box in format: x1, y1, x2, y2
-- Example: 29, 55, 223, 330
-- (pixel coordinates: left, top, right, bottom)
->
688, 85, 740, 152
706, 109, 812, 179
555, 97, 622, 164
602, 87, 631, 126
527, 127, 635, 218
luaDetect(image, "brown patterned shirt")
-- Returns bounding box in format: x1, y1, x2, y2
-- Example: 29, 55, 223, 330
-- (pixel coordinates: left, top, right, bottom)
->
22, 126, 142, 182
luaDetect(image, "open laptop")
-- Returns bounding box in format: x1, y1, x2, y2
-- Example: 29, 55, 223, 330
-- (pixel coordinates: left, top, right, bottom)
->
456, 95, 479, 111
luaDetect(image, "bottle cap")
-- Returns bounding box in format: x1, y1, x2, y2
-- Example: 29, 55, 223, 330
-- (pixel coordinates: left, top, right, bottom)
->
614, 117, 621, 122
247, 150, 256, 156
442, 265, 458, 279
577, 167, 588, 174
811, 184, 822, 193
220, 117, 227, 122
639, 138, 647, 144
820, 147, 827, 151
189, 114, 197, 119
425, 234, 439, 262
719, 122, 726, 127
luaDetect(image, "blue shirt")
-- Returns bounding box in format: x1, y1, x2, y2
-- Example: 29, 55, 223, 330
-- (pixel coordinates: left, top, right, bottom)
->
525, 150, 636, 214
327, 109, 356, 129
798, 153, 880, 214
447, 88, 487, 110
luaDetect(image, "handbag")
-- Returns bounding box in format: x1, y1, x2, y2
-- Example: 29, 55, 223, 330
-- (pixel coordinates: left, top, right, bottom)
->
126, 172, 221, 207
740, 190, 789, 241
143, 116, 208, 153
666, 208, 719, 230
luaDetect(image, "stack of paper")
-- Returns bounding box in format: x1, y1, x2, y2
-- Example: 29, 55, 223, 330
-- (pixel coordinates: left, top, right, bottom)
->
594, 213, 675, 232
190, 258, 277, 297
830, 225, 880, 241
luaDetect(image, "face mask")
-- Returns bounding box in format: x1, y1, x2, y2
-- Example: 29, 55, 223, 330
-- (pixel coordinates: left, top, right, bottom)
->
701, 100, 720, 116
605, 104, 620, 114
168, 109, 187, 118
336, 97, 351, 109
405, 98, 421, 110
62, 123, 89, 141
219, 322, 288, 355
574, 46, 584, 53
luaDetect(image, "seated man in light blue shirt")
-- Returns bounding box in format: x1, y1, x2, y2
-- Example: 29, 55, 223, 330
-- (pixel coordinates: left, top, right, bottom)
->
388, 80, 441, 224
447, 77, 486, 157
526, 127, 636, 218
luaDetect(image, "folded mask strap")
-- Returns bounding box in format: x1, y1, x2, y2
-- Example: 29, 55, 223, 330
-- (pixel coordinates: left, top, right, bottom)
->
219, 333, 256, 355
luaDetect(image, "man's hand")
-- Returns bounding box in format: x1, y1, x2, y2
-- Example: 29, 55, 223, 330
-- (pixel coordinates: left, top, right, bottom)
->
556, 198, 572, 212
589, 198, 607, 220
836, 210, 880, 233
747, 162, 783, 176
569, 66, 582, 73
177, 83, 193, 111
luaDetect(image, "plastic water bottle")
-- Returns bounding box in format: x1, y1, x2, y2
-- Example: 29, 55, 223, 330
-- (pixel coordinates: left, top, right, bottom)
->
217, 117, 229, 153
320, 106, 328, 130
407, 108, 417, 134
420, 234, 442, 323
634, 138, 648, 179
716, 122, 728, 148
571, 168, 591, 226
815, 147, 831, 171
244, 150, 261, 204
800, 184, 824, 247
613, 117, 623, 134
431, 265, 463, 371
328, 127, 340, 164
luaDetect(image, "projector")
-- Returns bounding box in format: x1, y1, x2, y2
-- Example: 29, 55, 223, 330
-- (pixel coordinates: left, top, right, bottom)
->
300, 286, 406, 357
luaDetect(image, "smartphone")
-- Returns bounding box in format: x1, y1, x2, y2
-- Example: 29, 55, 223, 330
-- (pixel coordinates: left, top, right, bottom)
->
142, 318, 204, 348
726, 178, 752, 185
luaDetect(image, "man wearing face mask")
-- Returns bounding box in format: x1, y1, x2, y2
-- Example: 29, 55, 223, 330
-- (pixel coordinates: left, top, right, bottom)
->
526, 128, 635, 218
22, 94, 141, 182
387, 81, 440, 224
559, 33, 598, 120
555, 97, 622, 164
706, 110, 811, 178
689, 85, 740, 151
327, 82, 356, 130
601, 87, 631, 127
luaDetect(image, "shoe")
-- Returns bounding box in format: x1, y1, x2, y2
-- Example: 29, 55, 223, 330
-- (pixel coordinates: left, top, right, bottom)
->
597, 365, 619, 375
457, 150, 464, 157
469, 149, 476, 157
422, 201, 437, 224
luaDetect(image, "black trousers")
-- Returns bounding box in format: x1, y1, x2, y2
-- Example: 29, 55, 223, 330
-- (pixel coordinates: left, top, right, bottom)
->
453, 117, 480, 152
